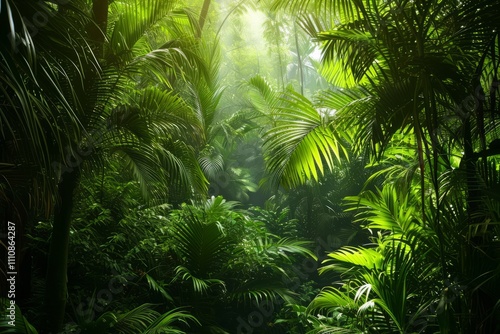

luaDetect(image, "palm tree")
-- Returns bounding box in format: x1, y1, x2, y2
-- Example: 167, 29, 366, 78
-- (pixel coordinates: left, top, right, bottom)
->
262, 0, 500, 331
166, 196, 316, 332
266, 0, 498, 192
173, 35, 265, 204
47, 2, 212, 331
0, 0, 91, 224
1, 0, 97, 322
309, 184, 442, 333
2, 0, 209, 332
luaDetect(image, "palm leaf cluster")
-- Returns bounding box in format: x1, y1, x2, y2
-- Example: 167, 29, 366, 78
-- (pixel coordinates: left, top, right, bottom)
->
248, 75, 347, 188
267, 0, 500, 184
1, 0, 215, 332
77, 304, 199, 334
0, 0, 96, 213
2, 0, 500, 333
309, 185, 445, 333
165, 196, 316, 330
258, 0, 500, 332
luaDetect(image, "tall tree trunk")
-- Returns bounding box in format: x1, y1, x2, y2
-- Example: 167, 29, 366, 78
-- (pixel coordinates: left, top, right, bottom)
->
42, 2, 108, 329
465, 45, 500, 332
197, 0, 211, 38
293, 22, 304, 95
44, 168, 80, 333
88, 0, 108, 56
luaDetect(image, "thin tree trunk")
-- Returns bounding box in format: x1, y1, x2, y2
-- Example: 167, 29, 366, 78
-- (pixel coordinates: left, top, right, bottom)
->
44, 168, 80, 333
88, 0, 108, 55
197, 0, 211, 38
293, 22, 304, 95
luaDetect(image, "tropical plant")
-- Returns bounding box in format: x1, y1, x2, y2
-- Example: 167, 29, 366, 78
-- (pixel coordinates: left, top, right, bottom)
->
4, 1, 500, 333
0, 0, 92, 209
287, 23, 327, 96
23, 162, 183, 328
259, 0, 500, 331
246, 75, 347, 189
1, 0, 211, 331
173, 33, 265, 204
0, 298, 38, 334
268, 0, 499, 200
75, 304, 199, 334
308, 184, 441, 333
164, 196, 317, 332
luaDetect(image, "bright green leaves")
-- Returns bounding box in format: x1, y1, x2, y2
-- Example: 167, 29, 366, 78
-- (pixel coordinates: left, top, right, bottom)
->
317, 29, 377, 87
78, 304, 199, 334
108, 0, 176, 60
309, 184, 441, 332
320, 247, 385, 275
247, 76, 282, 114
247, 76, 348, 188
345, 186, 421, 235
265, 95, 343, 187
101, 87, 208, 201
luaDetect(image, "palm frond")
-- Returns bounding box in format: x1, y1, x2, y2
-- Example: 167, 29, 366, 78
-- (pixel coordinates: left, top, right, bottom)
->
86, 304, 197, 334
270, 0, 360, 20
320, 247, 384, 275
169, 205, 234, 292
229, 279, 294, 305
264, 90, 347, 188
0, 298, 38, 334
144, 273, 174, 302
108, 142, 164, 200
246, 75, 283, 115
0, 0, 96, 213
173, 265, 225, 295
277, 237, 318, 257
108, 0, 176, 61
318, 29, 377, 85
144, 308, 200, 334
198, 145, 224, 180
345, 186, 420, 235
308, 287, 359, 316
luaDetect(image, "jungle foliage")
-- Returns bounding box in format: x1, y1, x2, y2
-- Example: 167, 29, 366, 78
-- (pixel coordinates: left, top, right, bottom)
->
1, 0, 499, 333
